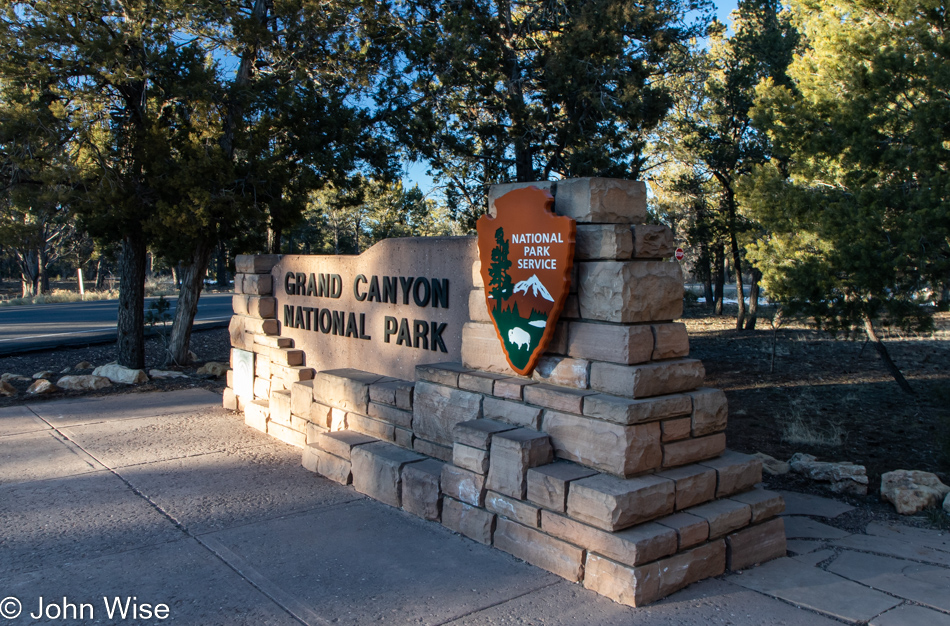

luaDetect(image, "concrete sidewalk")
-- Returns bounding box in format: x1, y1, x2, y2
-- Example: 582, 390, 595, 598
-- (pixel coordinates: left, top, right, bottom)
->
1, 390, 947, 625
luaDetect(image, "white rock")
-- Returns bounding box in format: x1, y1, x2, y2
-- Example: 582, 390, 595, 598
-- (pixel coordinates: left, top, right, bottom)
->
57, 375, 112, 391
790, 453, 868, 495
944, 492, 950, 515
27, 379, 58, 395
92, 364, 148, 384
75, 361, 93, 370
880, 470, 950, 515
149, 369, 189, 379
0, 381, 17, 397
196, 362, 229, 377
32, 370, 55, 380
755, 452, 790, 475
1, 373, 29, 383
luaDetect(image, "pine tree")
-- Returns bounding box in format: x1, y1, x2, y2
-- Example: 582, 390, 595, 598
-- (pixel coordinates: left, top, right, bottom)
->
741, 0, 950, 393
488, 227, 513, 306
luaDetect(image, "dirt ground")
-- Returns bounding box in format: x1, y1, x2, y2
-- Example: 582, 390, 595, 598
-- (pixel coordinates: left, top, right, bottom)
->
685, 304, 950, 530
2, 306, 949, 530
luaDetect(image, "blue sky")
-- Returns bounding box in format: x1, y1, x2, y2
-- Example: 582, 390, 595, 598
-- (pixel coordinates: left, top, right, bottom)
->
404, 1, 740, 195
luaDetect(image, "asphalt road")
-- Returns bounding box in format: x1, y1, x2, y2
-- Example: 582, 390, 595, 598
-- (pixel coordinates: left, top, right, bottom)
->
0, 292, 233, 355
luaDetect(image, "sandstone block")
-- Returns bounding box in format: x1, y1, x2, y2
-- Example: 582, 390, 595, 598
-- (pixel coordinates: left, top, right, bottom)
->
577, 261, 683, 323
244, 399, 269, 432
487, 181, 554, 216
726, 518, 786, 571
232, 294, 249, 316
567, 474, 675, 531
441, 464, 487, 506
729, 489, 785, 523
486, 491, 541, 527
238, 273, 273, 295
317, 431, 378, 459
247, 296, 276, 319
347, 412, 395, 442
493, 518, 585, 582
57, 375, 111, 391
522, 384, 595, 414
543, 410, 662, 477
590, 359, 705, 399
472, 259, 483, 288
272, 365, 314, 387
461, 322, 515, 375
367, 402, 413, 428
584, 554, 659, 607
253, 355, 272, 381
542, 511, 677, 566
309, 402, 331, 428
301, 445, 351, 484
453, 418, 518, 449
350, 441, 425, 507
468, 289, 491, 323
546, 321, 569, 355
493, 377, 537, 400
632, 224, 676, 258
253, 376, 270, 399
253, 334, 293, 349
582, 393, 692, 425
453, 443, 490, 474
526, 462, 598, 512
530, 356, 589, 389
368, 378, 398, 405
655, 512, 709, 550
656, 465, 717, 510
267, 421, 306, 448
394, 427, 413, 449
575, 224, 634, 260
265, 347, 303, 367
313, 368, 383, 414
700, 450, 763, 497
655, 539, 726, 600
661, 417, 692, 442
223, 387, 238, 411
416, 362, 469, 387
688, 387, 728, 437
553, 178, 647, 224
235, 254, 281, 274
562, 294, 580, 319
482, 396, 542, 429
412, 381, 482, 447
306, 421, 328, 444
442, 498, 495, 545
687, 499, 752, 538
652, 323, 689, 360
328, 407, 347, 431
663, 433, 726, 468
458, 370, 506, 394
413, 438, 453, 462
269, 389, 292, 425
567, 322, 653, 365
402, 458, 444, 521
486, 429, 553, 499
290, 380, 314, 417
92, 363, 148, 385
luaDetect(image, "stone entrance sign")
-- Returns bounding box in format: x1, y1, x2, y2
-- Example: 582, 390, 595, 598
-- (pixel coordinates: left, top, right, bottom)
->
223, 177, 786, 608
271, 237, 475, 381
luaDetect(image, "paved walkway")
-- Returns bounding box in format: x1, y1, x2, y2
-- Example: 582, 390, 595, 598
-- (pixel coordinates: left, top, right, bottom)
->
1, 390, 948, 625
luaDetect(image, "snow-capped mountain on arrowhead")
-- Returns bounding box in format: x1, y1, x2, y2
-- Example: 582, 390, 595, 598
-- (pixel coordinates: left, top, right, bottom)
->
513, 275, 554, 301
505, 274, 555, 317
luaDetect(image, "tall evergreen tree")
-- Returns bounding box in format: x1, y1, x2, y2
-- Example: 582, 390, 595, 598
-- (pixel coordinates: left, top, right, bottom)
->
741, 0, 950, 392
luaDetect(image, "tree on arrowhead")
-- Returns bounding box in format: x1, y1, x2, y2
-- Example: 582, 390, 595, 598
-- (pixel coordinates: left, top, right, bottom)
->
488, 227, 513, 308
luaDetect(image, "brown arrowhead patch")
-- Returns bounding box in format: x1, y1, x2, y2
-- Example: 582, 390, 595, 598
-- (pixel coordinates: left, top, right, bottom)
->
476, 186, 576, 375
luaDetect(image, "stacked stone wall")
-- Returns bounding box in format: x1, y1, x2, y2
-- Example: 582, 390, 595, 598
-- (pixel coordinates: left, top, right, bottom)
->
222, 177, 786, 607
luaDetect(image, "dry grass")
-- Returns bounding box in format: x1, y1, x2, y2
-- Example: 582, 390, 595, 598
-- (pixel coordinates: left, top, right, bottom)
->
0, 279, 177, 307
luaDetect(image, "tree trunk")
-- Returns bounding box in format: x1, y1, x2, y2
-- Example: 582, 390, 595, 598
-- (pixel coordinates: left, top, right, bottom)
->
39, 247, 50, 294
745, 267, 762, 330
117, 233, 147, 369
713, 243, 725, 315
95, 258, 105, 290
730, 231, 745, 330
862, 312, 913, 394
699, 243, 714, 308
166, 239, 214, 366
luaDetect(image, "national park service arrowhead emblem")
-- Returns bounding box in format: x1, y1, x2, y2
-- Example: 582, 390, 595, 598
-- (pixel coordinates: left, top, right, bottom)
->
476, 186, 576, 375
